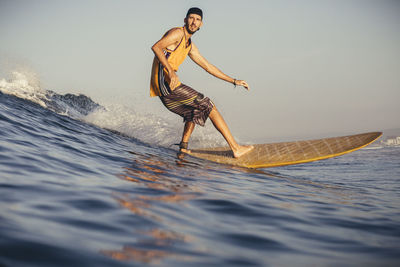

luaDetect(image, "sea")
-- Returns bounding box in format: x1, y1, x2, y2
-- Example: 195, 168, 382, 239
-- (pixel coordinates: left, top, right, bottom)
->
1, 72, 399, 267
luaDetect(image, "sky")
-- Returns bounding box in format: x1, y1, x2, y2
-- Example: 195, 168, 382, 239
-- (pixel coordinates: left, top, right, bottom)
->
1, 0, 399, 142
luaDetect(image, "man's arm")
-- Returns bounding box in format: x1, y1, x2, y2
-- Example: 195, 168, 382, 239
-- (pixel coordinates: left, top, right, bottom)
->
151, 28, 183, 90
188, 43, 250, 90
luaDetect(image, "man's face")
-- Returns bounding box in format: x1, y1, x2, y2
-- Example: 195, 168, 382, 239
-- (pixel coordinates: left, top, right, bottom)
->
185, 14, 203, 34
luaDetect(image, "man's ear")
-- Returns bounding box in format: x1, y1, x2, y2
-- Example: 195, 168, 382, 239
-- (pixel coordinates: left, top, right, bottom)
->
184, 17, 187, 24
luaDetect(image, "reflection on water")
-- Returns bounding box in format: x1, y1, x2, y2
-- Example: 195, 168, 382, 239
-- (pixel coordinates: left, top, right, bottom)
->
101, 150, 387, 265
248, 168, 360, 207
102, 247, 169, 264
102, 152, 199, 264
102, 228, 192, 263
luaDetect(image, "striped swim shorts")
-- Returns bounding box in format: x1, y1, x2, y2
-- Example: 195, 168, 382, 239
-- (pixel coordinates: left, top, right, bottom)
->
159, 84, 214, 126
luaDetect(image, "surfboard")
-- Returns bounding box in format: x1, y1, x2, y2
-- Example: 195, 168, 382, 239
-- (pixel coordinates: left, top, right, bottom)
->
187, 132, 382, 169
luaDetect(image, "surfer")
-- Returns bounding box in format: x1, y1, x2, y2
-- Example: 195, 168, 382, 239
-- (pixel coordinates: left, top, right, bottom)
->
150, 7, 253, 158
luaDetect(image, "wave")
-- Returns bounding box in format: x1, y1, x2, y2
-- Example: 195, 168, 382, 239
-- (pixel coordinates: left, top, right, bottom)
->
0, 71, 49, 108
0, 71, 100, 118
83, 104, 226, 148
0, 71, 226, 148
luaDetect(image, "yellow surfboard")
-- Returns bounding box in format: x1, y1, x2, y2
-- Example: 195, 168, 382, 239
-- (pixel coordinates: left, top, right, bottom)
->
188, 132, 382, 168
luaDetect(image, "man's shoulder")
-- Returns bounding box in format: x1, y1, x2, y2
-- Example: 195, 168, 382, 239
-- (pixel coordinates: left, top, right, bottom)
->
163, 27, 184, 39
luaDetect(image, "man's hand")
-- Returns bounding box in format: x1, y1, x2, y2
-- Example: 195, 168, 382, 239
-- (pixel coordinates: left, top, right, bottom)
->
235, 80, 250, 91
168, 71, 180, 91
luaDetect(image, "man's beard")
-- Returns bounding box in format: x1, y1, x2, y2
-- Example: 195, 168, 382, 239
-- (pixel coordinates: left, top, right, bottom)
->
185, 24, 199, 34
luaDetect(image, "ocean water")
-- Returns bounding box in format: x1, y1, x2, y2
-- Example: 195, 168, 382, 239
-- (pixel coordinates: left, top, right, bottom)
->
1, 72, 399, 267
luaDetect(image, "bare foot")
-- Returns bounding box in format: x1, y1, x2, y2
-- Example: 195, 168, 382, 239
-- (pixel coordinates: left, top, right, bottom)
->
180, 148, 191, 154
232, 145, 254, 158
177, 148, 192, 159
177, 149, 185, 159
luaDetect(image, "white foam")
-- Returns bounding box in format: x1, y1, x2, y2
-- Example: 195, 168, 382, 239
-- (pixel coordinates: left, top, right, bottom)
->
83, 104, 226, 148
0, 70, 228, 148
0, 71, 48, 108
362, 146, 383, 150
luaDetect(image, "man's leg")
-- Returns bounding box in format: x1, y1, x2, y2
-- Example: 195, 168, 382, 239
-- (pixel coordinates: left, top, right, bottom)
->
180, 121, 195, 152
209, 107, 253, 158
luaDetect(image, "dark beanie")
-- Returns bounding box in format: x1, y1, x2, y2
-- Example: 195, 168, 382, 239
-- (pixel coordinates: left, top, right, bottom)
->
186, 7, 203, 19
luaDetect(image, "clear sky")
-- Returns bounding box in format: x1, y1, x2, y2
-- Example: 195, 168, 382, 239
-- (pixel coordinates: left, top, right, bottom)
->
1, 0, 399, 141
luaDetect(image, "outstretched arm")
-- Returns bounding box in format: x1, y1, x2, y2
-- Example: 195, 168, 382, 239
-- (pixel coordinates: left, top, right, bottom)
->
188, 43, 250, 90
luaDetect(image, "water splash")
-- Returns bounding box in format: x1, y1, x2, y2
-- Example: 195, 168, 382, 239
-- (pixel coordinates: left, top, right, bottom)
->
0, 71, 48, 108
0, 71, 101, 118
0, 70, 226, 148
84, 104, 226, 148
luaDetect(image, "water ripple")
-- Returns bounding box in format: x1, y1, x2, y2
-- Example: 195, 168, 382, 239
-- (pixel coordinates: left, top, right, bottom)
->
1, 92, 400, 266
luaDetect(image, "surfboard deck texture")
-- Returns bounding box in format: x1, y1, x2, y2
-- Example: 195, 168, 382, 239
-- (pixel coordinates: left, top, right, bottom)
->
188, 132, 382, 169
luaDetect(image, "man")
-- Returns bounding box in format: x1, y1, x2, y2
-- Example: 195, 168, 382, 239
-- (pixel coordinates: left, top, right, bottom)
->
150, 7, 253, 158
